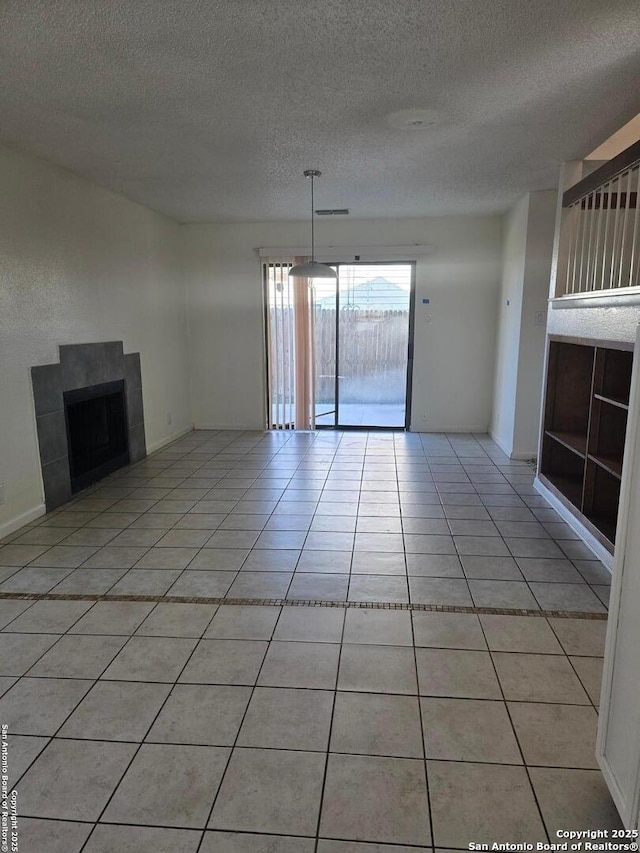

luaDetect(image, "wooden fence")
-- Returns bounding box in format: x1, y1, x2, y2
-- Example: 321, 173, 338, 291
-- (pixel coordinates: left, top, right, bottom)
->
316, 308, 409, 403
267, 307, 410, 410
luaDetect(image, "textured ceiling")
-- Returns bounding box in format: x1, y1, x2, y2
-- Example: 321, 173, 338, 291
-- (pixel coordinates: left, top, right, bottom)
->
1, 0, 639, 222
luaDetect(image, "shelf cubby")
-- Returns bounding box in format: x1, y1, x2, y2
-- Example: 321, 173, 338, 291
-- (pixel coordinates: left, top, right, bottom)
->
540, 433, 586, 509
539, 337, 633, 553
598, 347, 633, 408
583, 462, 622, 547
543, 341, 594, 439
587, 398, 628, 480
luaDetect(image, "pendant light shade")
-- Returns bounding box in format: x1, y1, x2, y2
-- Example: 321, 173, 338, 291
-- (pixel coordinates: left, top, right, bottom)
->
289, 170, 337, 280
288, 259, 337, 278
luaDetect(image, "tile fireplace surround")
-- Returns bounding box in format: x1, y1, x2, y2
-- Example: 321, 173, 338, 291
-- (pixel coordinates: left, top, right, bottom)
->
30, 342, 146, 512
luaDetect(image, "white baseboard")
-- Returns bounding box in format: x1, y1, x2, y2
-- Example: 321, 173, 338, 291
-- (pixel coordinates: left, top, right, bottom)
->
488, 429, 536, 460
488, 429, 511, 457
147, 425, 194, 454
194, 422, 265, 432
0, 503, 46, 540
410, 424, 490, 434
534, 476, 614, 571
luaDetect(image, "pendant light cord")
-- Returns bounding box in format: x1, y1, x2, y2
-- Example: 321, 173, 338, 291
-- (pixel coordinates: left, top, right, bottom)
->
310, 173, 315, 262
289, 169, 335, 279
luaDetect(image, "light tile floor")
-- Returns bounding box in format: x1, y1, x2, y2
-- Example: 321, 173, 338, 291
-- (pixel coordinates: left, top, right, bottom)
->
0, 430, 611, 610
0, 430, 622, 849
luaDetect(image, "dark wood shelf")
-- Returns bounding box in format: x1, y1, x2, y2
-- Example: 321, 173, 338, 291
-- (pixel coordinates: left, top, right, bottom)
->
588, 453, 623, 479
540, 337, 632, 552
544, 471, 584, 509
594, 393, 629, 411
545, 430, 587, 457
585, 514, 617, 545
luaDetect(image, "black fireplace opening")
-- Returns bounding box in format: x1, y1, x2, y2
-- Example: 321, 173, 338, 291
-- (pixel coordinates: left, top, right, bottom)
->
64, 380, 130, 493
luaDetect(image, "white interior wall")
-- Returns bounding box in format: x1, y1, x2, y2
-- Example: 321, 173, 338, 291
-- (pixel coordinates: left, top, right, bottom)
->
491, 190, 556, 459
491, 195, 529, 456
182, 216, 502, 433
0, 146, 192, 536
513, 190, 557, 457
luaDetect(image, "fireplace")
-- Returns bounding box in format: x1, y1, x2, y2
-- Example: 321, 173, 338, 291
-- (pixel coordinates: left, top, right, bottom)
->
64, 380, 130, 493
31, 341, 147, 511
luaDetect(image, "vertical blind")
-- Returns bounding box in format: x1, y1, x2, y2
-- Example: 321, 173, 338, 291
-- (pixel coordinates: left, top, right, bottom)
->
264, 258, 316, 430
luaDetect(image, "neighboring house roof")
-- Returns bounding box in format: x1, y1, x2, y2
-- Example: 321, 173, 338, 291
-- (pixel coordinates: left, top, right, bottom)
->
315, 277, 410, 310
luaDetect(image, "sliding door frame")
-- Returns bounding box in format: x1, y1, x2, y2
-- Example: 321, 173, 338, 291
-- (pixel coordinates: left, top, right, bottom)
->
316, 260, 416, 432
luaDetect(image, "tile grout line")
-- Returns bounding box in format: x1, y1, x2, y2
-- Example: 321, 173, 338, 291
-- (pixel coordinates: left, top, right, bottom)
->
77, 599, 223, 852
195, 598, 286, 849
279, 437, 326, 605
411, 595, 436, 848
4, 598, 147, 810
564, 650, 601, 713
476, 612, 552, 845
343, 431, 367, 607
392, 434, 412, 611
312, 585, 347, 851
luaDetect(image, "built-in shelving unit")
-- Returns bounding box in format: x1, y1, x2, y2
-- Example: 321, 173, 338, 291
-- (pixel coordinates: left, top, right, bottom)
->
539, 337, 633, 553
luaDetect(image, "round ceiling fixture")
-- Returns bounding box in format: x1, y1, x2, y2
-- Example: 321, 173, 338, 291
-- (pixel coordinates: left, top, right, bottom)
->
386, 108, 441, 130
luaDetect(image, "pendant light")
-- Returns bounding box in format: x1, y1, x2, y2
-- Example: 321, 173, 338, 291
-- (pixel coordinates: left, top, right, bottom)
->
289, 170, 337, 279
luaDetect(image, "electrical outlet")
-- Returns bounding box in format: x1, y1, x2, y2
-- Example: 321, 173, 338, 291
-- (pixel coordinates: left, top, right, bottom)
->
535, 311, 546, 326
0, 483, 5, 505
166, 412, 172, 426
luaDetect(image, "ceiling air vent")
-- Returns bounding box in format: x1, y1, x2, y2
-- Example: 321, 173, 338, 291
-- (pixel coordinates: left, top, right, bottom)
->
315, 209, 349, 216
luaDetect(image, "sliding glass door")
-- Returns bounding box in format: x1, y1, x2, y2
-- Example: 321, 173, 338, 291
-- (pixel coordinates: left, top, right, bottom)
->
314, 262, 414, 429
